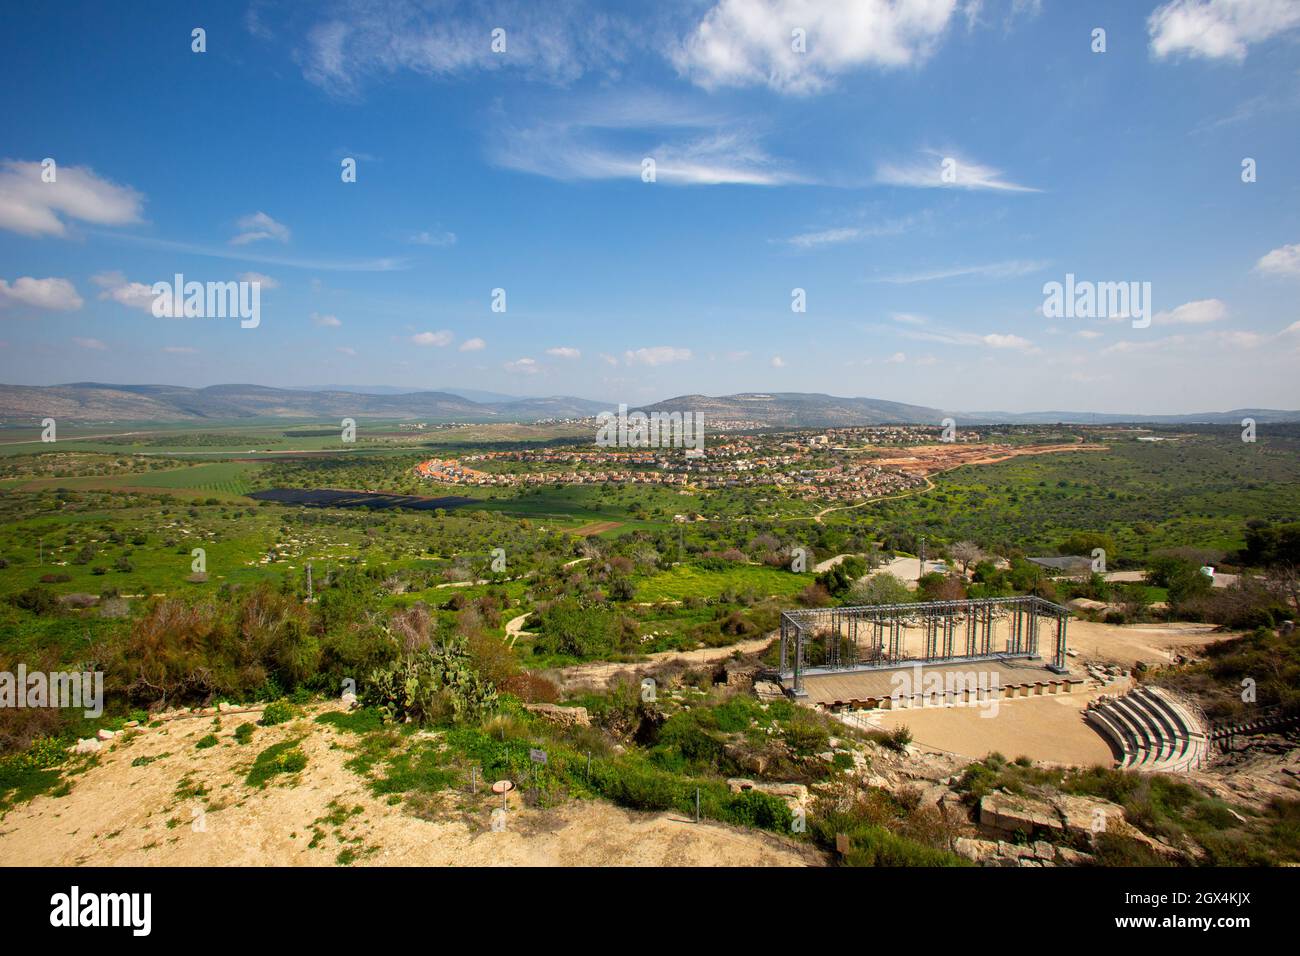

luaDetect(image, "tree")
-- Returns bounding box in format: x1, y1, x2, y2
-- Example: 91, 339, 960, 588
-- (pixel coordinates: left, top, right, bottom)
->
949, 541, 985, 575
848, 573, 913, 606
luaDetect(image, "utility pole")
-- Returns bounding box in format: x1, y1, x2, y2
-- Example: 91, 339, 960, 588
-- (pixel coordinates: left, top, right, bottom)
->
919, 535, 926, 573
306, 562, 313, 601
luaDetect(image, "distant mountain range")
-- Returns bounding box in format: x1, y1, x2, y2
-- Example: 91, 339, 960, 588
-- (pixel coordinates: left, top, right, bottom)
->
636, 392, 1300, 427
0, 383, 607, 424
0, 383, 1296, 427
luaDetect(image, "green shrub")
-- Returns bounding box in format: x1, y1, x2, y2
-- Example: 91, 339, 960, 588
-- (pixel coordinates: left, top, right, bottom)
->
259, 700, 300, 727
245, 741, 307, 788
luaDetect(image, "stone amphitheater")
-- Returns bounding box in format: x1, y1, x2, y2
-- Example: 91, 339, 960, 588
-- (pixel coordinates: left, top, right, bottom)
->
1083, 686, 1210, 773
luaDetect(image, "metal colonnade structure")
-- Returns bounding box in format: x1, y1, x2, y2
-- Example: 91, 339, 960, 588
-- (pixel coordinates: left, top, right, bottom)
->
778, 595, 1070, 697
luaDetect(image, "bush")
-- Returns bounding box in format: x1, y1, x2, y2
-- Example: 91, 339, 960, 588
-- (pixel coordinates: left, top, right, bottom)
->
8, 587, 59, 616
362, 640, 497, 726
259, 700, 300, 727
245, 741, 307, 787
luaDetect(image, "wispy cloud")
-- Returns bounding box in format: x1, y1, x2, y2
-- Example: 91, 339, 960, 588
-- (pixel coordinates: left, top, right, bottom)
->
297, 1, 635, 98
779, 216, 914, 249
624, 345, 692, 366
231, 211, 290, 245
876, 149, 1040, 192
870, 259, 1048, 284
408, 229, 457, 247
504, 357, 539, 374
95, 231, 408, 272
411, 330, 453, 347
490, 93, 805, 186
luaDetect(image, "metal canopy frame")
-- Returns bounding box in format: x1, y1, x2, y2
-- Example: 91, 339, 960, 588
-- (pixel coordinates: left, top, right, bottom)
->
779, 595, 1070, 696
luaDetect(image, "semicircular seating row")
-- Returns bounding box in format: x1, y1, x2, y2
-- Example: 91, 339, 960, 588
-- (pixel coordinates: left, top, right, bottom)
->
1084, 686, 1209, 773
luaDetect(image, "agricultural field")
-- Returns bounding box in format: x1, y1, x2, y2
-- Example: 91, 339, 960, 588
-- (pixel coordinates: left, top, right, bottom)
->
845, 426, 1300, 563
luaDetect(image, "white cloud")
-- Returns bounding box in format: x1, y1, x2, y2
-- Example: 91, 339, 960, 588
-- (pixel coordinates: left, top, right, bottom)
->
238, 271, 279, 289
770, 355, 786, 367
890, 312, 928, 326
876, 149, 1039, 192
298, 3, 630, 97
545, 346, 581, 359
0, 276, 83, 311
92, 271, 158, 313
1075, 329, 1103, 340
1209, 329, 1264, 348
1255, 242, 1300, 278
231, 211, 290, 245
672, 0, 959, 94
1153, 298, 1228, 325
1149, 0, 1300, 61
311, 312, 342, 328
781, 217, 914, 248
980, 333, 1035, 351
163, 345, 198, 354
885, 351, 906, 364
336, 345, 357, 356
409, 230, 457, 247
411, 330, 453, 347
459, 337, 486, 352
0, 160, 143, 238
872, 259, 1048, 284
72, 336, 107, 351
504, 357, 539, 374
490, 93, 803, 186
624, 345, 693, 366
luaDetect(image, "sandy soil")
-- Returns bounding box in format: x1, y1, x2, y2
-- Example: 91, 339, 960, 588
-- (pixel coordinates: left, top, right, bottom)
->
0, 707, 823, 867
1064, 620, 1231, 667
864, 685, 1118, 767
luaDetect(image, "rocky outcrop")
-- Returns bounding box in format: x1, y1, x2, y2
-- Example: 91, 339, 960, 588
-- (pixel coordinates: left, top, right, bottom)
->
953, 837, 1095, 867
522, 703, 591, 728
726, 778, 809, 812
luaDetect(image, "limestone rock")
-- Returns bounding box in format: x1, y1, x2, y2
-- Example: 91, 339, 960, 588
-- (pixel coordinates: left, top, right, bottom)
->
96, 728, 116, 741
75, 737, 102, 754
523, 702, 591, 728
953, 837, 999, 864
979, 792, 1060, 837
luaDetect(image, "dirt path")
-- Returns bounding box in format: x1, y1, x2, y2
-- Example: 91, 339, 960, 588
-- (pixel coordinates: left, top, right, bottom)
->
547, 634, 776, 693
0, 706, 822, 867
504, 612, 531, 646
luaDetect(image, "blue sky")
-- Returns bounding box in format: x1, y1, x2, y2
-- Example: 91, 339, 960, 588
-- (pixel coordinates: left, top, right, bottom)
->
1, 0, 1299, 413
